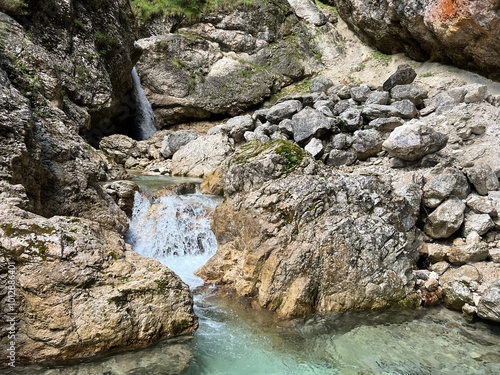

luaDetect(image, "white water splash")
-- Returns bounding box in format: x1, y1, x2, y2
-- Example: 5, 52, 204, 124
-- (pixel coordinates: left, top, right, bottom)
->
131, 67, 157, 140
127, 191, 220, 288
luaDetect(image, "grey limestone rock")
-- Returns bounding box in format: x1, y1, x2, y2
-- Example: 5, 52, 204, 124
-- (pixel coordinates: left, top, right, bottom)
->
266, 100, 303, 123
369, 117, 404, 132
160, 130, 198, 159
383, 65, 417, 91
310, 76, 334, 93
326, 149, 357, 166
304, 138, 325, 158
477, 281, 500, 323
390, 83, 428, 105
339, 107, 364, 132
424, 197, 465, 239
462, 213, 495, 237
382, 121, 448, 161
291, 107, 333, 144
365, 91, 390, 105
465, 164, 500, 195
350, 85, 372, 102
351, 129, 383, 160
422, 167, 470, 208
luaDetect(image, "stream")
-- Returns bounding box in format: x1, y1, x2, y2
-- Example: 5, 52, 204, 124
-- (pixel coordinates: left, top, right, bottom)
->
10, 176, 500, 375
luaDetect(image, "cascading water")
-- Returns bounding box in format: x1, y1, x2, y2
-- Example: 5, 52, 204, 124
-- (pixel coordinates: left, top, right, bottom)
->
12, 180, 500, 374
126, 190, 220, 288
131, 67, 157, 140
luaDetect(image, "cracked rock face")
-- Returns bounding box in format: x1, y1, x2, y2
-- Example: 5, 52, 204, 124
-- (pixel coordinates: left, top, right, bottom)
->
196, 141, 420, 318
135, 0, 326, 127
333, 0, 500, 80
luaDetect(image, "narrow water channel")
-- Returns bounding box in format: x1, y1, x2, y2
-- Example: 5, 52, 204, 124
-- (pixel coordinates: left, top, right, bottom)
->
10, 176, 500, 375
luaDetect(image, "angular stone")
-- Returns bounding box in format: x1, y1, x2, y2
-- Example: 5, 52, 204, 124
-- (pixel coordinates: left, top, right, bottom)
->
368, 117, 404, 132
442, 280, 474, 311
365, 91, 389, 105
291, 107, 332, 144
390, 83, 428, 105
422, 167, 470, 208
466, 194, 498, 217
463, 84, 488, 103
288, 0, 328, 25
304, 138, 324, 158
310, 76, 334, 93
160, 130, 198, 159
351, 129, 383, 160
266, 100, 303, 123
382, 121, 448, 161
171, 133, 234, 177
383, 64, 417, 91
339, 107, 364, 132
466, 164, 500, 195
477, 281, 500, 323
391, 100, 418, 119
448, 232, 489, 265
330, 133, 353, 150
326, 149, 357, 166
463, 213, 495, 237
350, 85, 371, 102
424, 197, 465, 239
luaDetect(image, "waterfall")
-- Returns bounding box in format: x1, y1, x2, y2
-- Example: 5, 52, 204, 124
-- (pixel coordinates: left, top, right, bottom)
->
131, 67, 157, 140
126, 191, 220, 288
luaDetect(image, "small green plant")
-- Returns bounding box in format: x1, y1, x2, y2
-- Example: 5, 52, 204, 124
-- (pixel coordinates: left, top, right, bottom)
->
370, 50, 391, 64
94, 31, 119, 56
420, 71, 436, 78
129, 0, 254, 21
275, 141, 305, 172
74, 18, 85, 30
316, 0, 338, 16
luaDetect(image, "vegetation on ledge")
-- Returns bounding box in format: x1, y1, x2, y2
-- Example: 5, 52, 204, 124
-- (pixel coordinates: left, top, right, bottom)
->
130, 0, 254, 21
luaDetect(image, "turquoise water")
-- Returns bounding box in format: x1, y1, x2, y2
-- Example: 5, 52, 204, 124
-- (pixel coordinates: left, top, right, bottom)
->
8, 178, 500, 375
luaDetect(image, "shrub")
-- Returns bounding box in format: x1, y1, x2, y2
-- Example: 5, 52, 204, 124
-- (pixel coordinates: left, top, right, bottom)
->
0, 0, 28, 15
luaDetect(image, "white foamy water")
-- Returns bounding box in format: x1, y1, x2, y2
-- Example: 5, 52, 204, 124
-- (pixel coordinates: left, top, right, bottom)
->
126, 191, 220, 288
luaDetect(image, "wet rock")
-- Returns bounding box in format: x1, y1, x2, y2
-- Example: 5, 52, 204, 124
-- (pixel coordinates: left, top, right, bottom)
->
422, 167, 470, 208
0, 204, 197, 364
102, 181, 139, 217
382, 121, 448, 161
477, 281, 500, 323
465, 164, 500, 195
160, 130, 198, 159
291, 107, 333, 144
171, 133, 235, 177
197, 142, 420, 317
442, 281, 474, 311
424, 197, 465, 239
382, 65, 417, 91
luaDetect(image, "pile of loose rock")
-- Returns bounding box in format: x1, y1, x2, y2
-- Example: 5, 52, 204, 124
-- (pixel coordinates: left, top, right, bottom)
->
100, 65, 500, 322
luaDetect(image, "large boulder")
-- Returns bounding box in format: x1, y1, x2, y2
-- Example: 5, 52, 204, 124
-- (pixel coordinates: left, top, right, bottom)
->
196, 141, 420, 318
0, 203, 197, 364
382, 121, 448, 161
135, 0, 324, 127
170, 133, 235, 177
333, 0, 500, 80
